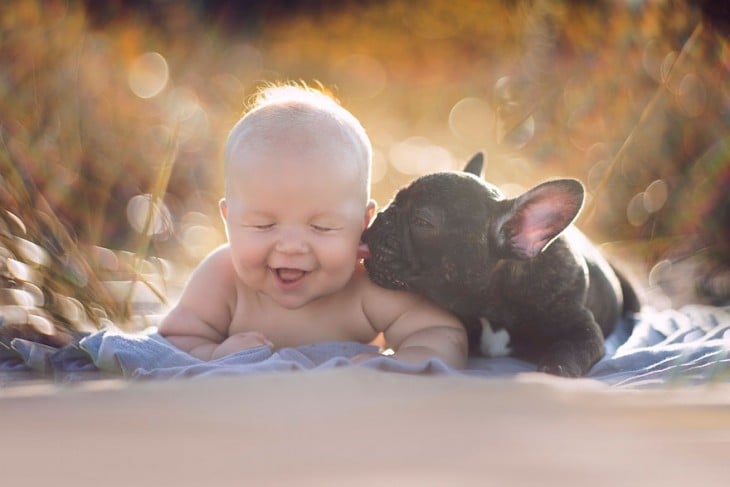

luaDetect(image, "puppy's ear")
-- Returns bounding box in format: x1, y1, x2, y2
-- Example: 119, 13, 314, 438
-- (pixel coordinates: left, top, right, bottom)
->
463, 152, 484, 177
497, 179, 584, 259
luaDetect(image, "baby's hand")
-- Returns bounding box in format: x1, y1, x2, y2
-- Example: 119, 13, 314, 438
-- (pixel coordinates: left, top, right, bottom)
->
210, 331, 274, 360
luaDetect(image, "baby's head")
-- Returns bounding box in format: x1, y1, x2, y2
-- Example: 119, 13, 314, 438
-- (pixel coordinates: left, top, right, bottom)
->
220, 83, 376, 308
223, 83, 372, 208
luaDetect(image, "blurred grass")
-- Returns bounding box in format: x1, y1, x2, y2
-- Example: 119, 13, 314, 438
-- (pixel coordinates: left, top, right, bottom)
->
1, 0, 729, 337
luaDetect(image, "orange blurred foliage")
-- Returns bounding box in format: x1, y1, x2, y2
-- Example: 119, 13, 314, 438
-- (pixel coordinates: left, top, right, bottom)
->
1, 0, 728, 297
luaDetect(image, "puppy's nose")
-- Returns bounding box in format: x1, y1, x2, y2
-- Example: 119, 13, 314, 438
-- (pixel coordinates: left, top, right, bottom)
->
357, 242, 371, 260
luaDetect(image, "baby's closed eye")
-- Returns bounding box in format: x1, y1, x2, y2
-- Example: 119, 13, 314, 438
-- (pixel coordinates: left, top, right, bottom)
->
242, 222, 275, 230
310, 223, 342, 232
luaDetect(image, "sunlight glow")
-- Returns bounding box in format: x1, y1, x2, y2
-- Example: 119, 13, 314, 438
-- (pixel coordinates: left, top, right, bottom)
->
332, 54, 387, 99
371, 147, 388, 184
164, 87, 210, 151
389, 136, 454, 175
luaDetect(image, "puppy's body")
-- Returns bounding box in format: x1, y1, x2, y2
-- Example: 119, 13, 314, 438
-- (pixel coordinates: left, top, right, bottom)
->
362, 154, 639, 376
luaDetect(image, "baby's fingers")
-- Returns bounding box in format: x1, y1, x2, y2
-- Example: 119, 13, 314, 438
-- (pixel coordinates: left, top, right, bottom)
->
235, 331, 274, 349
211, 332, 275, 360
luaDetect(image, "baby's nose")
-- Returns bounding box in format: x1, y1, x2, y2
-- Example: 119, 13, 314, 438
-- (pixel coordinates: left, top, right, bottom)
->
274, 228, 309, 254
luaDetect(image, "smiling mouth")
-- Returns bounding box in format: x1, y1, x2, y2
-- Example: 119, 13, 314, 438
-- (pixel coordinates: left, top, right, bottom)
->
273, 267, 308, 284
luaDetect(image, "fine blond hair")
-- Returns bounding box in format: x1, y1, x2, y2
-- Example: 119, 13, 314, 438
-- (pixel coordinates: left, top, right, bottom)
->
224, 82, 372, 202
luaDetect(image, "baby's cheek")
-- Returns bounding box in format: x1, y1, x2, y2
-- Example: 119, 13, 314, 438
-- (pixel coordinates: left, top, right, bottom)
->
316, 243, 359, 284
324, 238, 360, 264
230, 242, 270, 278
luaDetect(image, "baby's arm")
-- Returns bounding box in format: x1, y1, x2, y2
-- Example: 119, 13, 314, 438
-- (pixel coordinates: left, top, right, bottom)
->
386, 319, 467, 368
209, 331, 273, 360
159, 246, 263, 360
363, 284, 468, 368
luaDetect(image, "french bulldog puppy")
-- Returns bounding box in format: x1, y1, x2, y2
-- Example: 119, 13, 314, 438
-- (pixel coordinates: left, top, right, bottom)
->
362, 153, 639, 377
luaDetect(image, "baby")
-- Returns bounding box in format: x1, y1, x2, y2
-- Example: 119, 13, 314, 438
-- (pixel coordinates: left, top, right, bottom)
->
158, 83, 467, 368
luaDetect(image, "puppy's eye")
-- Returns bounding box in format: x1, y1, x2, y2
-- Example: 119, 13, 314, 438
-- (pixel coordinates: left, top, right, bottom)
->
411, 216, 435, 229
410, 208, 441, 231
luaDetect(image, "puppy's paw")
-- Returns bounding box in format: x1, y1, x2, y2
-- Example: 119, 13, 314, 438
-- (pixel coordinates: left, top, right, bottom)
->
536, 332, 603, 377
479, 318, 512, 357
536, 345, 586, 377
536, 361, 582, 378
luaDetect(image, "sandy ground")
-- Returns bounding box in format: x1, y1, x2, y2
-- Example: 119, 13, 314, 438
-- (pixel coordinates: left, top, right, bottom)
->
2, 369, 730, 486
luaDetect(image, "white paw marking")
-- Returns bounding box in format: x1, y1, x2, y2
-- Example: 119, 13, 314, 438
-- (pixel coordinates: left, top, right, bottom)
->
479, 317, 512, 358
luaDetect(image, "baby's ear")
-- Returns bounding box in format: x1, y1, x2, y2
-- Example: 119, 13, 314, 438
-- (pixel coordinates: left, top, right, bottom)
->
362, 199, 377, 230
219, 198, 228, 221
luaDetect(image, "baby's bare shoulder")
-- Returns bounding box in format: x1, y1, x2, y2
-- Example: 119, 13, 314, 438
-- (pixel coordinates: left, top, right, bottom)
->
177, 245, 236, 305
185, 245, 233, 281
354, 266, 417, 302
159, 245, 237, 341
356, 267, 436, 324
201, 244, 234, 268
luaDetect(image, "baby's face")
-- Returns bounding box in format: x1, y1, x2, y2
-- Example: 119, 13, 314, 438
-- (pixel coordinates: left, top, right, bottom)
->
222, 125, 372, 309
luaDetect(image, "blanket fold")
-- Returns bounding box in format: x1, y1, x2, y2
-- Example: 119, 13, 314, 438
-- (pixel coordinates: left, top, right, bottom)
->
2, 305, 729, 388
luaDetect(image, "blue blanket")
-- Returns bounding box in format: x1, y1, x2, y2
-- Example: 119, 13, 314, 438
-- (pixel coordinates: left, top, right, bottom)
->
3, 305, 729, 388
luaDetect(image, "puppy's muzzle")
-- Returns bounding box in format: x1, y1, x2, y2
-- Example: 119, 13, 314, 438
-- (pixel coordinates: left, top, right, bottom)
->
362, 208, 418, 290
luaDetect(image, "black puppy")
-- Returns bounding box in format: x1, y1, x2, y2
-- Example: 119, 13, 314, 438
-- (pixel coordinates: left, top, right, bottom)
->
362, 153, 639, 377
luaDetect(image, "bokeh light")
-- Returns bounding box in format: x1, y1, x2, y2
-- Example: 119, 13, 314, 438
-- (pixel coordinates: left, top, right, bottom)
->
449, 97, 494, 145
13, 238, 50, 267
180, 211, 225, 261
7, 258, 38, 283
126, 194, 173, 238
627, 192, 651, 227
128, 51, 169, 99
677, 73, 707, 117
504, 115, 536, 150
643, 179, 668, 213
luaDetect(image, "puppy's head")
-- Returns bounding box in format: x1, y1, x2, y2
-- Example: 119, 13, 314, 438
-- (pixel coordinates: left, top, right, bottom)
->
362, 153, 584, 318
